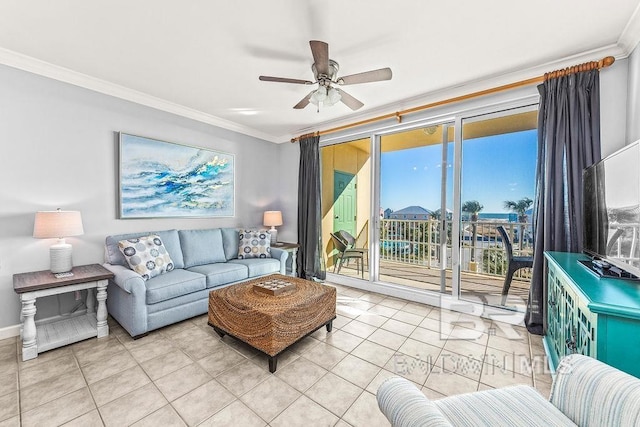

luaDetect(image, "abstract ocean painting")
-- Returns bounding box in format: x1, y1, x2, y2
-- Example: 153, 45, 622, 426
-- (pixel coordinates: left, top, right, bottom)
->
119, 133, 234, 218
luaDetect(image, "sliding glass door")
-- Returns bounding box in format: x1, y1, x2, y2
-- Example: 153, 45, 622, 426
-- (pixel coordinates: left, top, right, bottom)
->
320, 101, 538, 313
378, 123, 454, 292
459, 107, 537, 309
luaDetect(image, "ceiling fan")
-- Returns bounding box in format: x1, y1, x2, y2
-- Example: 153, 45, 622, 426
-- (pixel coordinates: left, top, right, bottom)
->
259, 40, 392, 111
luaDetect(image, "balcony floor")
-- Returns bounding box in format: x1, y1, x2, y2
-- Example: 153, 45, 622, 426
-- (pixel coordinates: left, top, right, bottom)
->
334, 259, 531, 309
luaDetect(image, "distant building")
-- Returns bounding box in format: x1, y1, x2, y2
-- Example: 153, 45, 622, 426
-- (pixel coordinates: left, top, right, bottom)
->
383, 208, 393, 219
389, 205, 432, 220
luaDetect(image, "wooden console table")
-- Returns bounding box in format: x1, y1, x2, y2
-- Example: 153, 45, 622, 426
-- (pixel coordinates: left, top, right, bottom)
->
13, 264, 113, 361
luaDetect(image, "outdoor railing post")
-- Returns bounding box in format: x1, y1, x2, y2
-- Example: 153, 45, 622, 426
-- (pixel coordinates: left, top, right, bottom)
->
375, 218, 532, 284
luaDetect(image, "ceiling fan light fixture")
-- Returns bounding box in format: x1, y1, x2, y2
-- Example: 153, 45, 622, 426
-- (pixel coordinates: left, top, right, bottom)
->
313, 86, 327, 103
259, 40, 391, 111
324, 87, 341, 106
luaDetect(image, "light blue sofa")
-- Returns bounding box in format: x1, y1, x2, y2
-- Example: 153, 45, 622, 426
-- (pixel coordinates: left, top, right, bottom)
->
377, 354, 640, 426
102, 228, 288, 338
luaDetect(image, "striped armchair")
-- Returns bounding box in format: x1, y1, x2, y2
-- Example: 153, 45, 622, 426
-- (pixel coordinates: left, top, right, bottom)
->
377, 354, 640, 426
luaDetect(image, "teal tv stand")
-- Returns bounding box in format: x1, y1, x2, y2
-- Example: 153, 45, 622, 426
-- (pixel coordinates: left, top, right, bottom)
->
544, 251, 640, 378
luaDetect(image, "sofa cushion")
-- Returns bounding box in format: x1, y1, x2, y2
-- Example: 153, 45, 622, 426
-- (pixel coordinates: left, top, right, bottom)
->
147, 288, 210, 314
118, 234, 175, 281
238, 229, 271, 259
221, 228, 239, 261
106, 229, 185, 269
145, 269, 206, 305
179, 229, 227, 268
228, 258, 281, 277
187, 263, 249, 288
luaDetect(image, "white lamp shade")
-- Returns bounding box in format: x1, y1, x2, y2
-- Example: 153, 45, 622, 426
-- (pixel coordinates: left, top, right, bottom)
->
33, 210, 84, 239
33, 210, 84, 274
263, 211, 283, 227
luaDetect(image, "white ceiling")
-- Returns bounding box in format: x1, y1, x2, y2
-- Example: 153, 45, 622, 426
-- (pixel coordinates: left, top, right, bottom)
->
0, 0, 639, 143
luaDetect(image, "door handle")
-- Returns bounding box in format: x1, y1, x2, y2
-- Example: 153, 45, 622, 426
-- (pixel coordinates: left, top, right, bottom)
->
335, 216, 339, 219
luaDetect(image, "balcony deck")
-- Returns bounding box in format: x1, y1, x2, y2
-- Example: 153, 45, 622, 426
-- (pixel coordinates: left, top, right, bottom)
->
329, 218, 533, 309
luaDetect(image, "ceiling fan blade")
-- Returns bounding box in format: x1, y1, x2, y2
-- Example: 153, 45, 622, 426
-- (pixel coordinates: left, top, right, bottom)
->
338, 67, 392, 85
310, 40, 329, 75
336, 89, 364, 111
259, 76, 314, 85
293, 91, 315, 109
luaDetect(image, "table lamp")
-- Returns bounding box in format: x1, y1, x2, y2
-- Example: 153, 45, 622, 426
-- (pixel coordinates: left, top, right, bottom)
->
263, 210, 283, 245
33, 209, 84, 275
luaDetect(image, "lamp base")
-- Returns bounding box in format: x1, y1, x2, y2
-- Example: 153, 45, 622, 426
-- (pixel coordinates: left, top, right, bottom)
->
50, 241, 73, 274
268, 227, 278, 245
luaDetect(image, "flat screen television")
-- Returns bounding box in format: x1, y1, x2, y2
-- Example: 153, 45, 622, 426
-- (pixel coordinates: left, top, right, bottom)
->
582, 140, 640, 279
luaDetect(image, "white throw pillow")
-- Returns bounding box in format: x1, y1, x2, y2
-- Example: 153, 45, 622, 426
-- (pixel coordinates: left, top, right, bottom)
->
118, 234, 174, 280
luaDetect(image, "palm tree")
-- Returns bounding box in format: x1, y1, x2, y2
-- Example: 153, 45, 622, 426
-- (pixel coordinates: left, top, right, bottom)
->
462, 200, 483, 262
504, 197, 534, 250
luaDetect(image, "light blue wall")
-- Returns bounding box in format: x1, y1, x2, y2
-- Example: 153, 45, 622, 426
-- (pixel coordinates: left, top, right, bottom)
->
0, 64, 287, 329
601, 57, 629, 156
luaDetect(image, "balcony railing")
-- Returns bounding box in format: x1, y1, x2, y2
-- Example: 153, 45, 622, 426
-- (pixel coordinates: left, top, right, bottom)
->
380, 218, 533, 280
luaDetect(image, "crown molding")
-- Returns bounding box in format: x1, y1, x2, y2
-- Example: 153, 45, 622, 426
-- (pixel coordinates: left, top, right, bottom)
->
0, 47, 282, 143
618, 1, 640, 55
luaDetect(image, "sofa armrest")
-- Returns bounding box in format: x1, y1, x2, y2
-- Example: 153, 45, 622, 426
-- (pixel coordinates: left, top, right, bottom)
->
101, 263, 144, 294
270, 248, 288, 275
377, 377, 453, 427
102, 263, 149, 336
550, 354, 640, 426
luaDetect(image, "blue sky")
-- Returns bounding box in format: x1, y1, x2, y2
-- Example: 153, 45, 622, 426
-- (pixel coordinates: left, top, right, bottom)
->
381, 129, 537, 213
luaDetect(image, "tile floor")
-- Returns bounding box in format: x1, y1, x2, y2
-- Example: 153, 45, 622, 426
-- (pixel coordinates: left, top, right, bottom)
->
0, 283, 552, 427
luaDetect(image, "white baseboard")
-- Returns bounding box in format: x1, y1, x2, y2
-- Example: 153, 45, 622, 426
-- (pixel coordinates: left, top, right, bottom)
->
0, 324, 20, 341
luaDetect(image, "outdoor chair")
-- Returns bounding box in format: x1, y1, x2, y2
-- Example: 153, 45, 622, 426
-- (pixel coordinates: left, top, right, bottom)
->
330, 232, 365, 278
337, 229, 369, 269
496, 225, 533, 305
606, 228, 625, 256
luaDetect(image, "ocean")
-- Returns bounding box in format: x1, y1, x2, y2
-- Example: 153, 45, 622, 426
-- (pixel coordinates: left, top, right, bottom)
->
477, 213, 518, 222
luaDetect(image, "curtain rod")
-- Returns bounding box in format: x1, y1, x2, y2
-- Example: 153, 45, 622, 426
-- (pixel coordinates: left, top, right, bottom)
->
290, 55, 615, 143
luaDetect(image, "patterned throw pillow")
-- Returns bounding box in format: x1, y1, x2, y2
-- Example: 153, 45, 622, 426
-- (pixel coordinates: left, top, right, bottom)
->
118, 234, 175, 280
238, 229, 272, 259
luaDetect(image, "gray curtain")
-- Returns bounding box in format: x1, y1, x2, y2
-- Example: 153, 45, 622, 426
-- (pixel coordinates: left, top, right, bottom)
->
297, 134, 326, 280
526, 70, 601, 335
